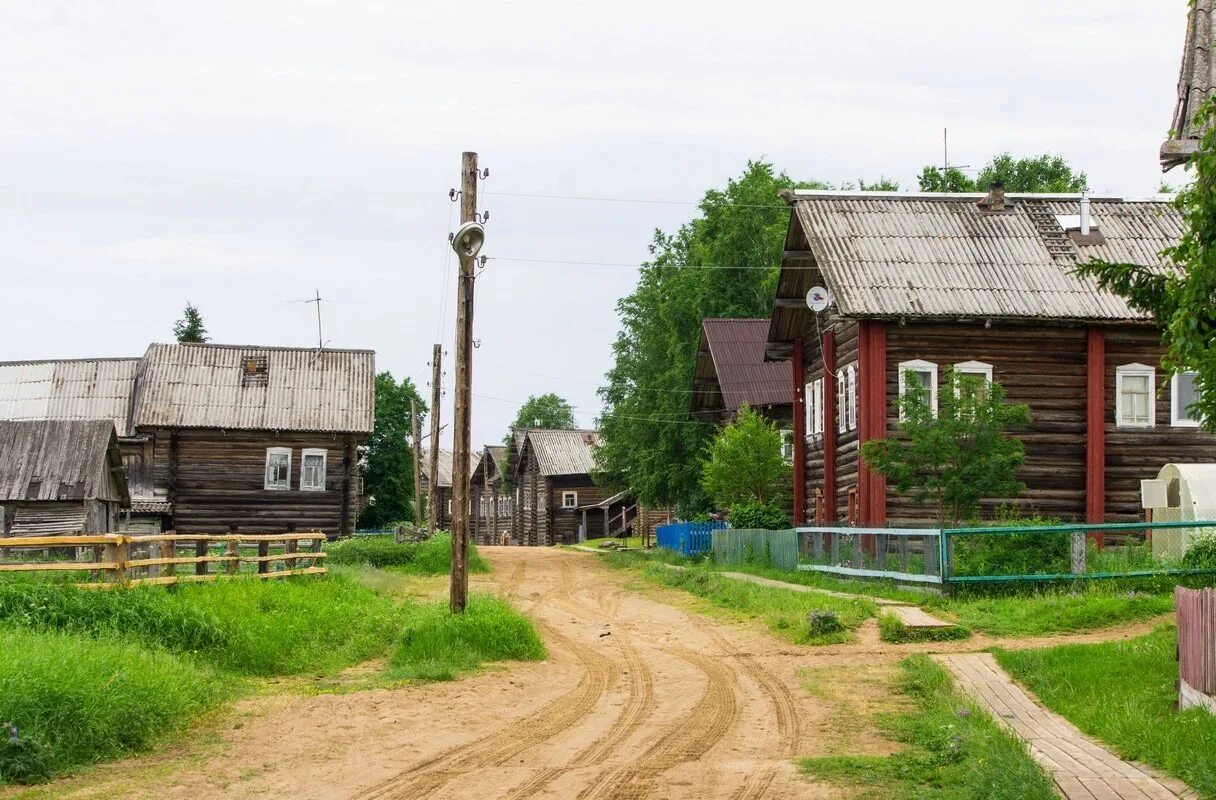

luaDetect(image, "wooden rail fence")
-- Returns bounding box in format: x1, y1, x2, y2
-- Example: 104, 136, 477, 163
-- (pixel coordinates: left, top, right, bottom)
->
1177, 586, 1216, 714
0, 532, 327, 587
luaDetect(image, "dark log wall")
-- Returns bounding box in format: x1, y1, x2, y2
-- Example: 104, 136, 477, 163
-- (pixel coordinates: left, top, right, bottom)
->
547, 479, 619, 544
801, 318, 861, 523
147, 428, 360, 536
1105, 328, 1216, 521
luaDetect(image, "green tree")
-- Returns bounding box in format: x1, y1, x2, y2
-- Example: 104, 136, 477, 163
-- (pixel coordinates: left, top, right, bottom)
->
358, 372, 426, 530
919, 153, 1087, 193
700, 404, 790, 508
510, 393, 576, 431
860, 372, 1030, 526
1076, 97, 1216, 430
173, 303, 209, 343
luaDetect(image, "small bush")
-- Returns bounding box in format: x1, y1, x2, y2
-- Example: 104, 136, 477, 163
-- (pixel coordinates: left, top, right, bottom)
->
0, 721, 51, 785
326, 533, 489, 574
390, 595, 546, 681
952, 513, 1070, 577
807, 609, 843, 637
728, 500, 790, 530
1182, 535, 1216, 569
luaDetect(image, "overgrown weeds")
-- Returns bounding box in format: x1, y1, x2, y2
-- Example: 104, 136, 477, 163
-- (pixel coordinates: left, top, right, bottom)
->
325, 533, 489, 574
390, 595, 547, 681
944, 587, 1174, 638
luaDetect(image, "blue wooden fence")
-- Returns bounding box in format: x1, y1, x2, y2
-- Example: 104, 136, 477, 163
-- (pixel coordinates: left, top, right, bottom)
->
655, 520, 728, 556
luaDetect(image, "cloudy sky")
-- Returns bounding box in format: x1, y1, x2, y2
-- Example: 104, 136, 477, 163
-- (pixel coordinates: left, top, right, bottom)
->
0, 1, 1187, 448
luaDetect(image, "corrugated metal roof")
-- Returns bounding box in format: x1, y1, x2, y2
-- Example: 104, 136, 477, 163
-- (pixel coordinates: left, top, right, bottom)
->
0, 419, 125, 502
0, 359, 139, 436
523, 429, 600, 477
131, 344, 374, 433
423, 450, 453, 487
1164, 0, 1215, 168
700, 319, 792, 411
789, 193, 1178, 321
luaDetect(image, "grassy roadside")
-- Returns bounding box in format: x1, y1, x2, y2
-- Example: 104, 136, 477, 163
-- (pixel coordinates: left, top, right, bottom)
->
995, 626, 1216, 796
801, 655, 1056, 799
325, 532, 490, 574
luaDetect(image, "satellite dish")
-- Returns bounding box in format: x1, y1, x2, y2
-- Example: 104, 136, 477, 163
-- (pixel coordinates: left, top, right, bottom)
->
805, 286, 831, 313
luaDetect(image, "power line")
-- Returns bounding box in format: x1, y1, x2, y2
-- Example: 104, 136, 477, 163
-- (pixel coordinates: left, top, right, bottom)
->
476, 358, 708, 394
472, 392, 715, 426
483, 190, 792, 210
488, 256, 790, 271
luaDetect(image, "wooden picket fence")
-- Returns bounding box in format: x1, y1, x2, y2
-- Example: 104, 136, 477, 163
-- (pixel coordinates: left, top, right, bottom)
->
0, 532, 327, 587
1177, 586, 1216, 713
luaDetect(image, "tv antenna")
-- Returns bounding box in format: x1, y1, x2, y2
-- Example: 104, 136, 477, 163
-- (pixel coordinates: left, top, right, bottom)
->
288, 289, 328, 350
940, 128, 971, 187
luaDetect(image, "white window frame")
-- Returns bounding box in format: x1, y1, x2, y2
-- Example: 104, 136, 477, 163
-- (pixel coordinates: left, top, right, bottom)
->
780, 429, 795, 463
562, 491, 578, 509
898, 360, 939, 419
264, 447, 292, 491
1116, 363, 1156, 428
845, 365, 858, 431
838, 367, 848, 433
1171, 370, 1201, 428
804, 381, 815, 438
953, 360, 993, 402
804, 380, 824, 439
299, 448, 327, 492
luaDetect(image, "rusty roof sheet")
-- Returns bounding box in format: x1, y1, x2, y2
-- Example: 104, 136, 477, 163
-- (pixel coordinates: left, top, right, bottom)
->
523, 429, 600, 477
700, 319, 792, 411
131, 343, 375, 433
0, 419, 125, 502
1164, 0, 1215, 169
0, 359, 139, 436
787, 192, 1179, 322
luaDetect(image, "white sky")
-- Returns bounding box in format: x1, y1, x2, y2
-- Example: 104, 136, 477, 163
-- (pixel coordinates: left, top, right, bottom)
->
0, 1, 1186, 449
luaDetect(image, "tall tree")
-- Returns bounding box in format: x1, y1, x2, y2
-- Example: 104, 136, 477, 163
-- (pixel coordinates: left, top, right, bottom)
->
1075, 98, 1216, 430
358, 372, 426, 529
919, 152, 1087, 193
173, 303, 209, 343
510, 393, 576, 431
595, 161, 831, 511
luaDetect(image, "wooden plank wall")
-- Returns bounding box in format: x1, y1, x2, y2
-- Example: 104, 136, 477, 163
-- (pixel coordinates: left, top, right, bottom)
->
1177, 587, 1216, 698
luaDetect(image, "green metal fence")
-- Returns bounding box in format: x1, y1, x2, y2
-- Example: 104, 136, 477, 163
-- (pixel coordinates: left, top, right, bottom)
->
796, 527, 943, 585
711, 529, 799, 571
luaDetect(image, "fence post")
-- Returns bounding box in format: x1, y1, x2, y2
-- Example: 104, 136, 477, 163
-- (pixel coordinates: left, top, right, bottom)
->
257, 540, 270, 574
159, 539, 175, 579
226, 538, 240, 575
195, 539, 209, 576
830, 531, 840, 566
103, 536, 128, 585
876, 534, 887, 571
285, 538, 298, 571
1070, 530, 1087, 576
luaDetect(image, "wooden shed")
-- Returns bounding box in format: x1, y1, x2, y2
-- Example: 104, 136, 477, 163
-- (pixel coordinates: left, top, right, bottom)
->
0, 419, 129, 537
766, 188, 1216, 527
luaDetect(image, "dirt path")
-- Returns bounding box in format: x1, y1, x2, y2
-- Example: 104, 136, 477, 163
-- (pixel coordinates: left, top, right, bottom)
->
28, 548, 891, 800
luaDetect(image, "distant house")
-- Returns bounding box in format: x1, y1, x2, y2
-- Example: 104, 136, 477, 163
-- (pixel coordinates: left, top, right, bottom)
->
471, 445, 512, 545
508, 429, 632, 545
420, 449, 454, 530
0, 419, 129, 537
1162, 1, 1212, 169
765, 188, 1216, 527
0, 343, 375, 536
691, 318, 794, 458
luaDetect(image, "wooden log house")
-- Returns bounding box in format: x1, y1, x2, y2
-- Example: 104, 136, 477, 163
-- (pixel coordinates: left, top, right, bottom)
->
420, 449, 455, 531
766, 188, 1216, 528
471, 445, 513, 545
0, 343, 374, 536
0, 419, 129, 536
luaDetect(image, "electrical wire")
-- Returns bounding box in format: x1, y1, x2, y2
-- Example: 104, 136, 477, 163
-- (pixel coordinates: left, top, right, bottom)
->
487, 256, 800, 271
434, 200, 456, 343
471, 392, 716, 426
482, 190, 793, 210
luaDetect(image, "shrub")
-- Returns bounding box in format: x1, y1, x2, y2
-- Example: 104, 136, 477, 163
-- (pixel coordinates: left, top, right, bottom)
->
0, 721, 50, 785
951, 513, 1070, 577
807, 609, 843, 637
1182, 534, 1216, 570
326, 533, 489, 574
728, 500, 790, 531
390, 595, 546, 681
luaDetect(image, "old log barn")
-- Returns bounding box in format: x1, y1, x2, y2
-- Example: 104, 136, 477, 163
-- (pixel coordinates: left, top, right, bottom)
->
471, 445, 513, 545
0, 419, 129, 536
766, 188, 1216, 527
420, 449, 455, 531
0, 344, 374, 537
507, 429, 631, 546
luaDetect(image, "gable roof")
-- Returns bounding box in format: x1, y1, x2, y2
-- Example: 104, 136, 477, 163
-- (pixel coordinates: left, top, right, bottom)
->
130, 343, 375, 433
519, 429, 599, 477
0, 419, 128, 503
423, 449, 453, 488
693, 319, 791, 414
0, 359, 139, 436
768, 192, 1180, 351
471, 445, 506, 484
1163, 0, 1215, 169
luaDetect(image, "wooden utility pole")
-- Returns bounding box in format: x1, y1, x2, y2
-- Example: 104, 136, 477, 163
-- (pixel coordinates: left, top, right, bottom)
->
450, 151, 478, 614
427, 343, 442, 534
410, 397, 423, 541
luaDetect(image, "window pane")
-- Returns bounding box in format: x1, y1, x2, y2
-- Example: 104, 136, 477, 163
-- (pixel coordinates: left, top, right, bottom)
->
1121, 374, 1150, 424
1179, 372, 1200, 422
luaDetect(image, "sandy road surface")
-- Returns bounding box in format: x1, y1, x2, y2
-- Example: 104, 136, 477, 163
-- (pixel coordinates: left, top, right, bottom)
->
30, 548, 864, 800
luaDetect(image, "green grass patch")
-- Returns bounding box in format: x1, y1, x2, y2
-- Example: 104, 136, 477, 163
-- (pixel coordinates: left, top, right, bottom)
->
325, 533, 489, 574
801, 654, 1055, 799
582, 536, 646, 549
944, 587, 1174, 638
877, 613, 970, 644
0, 628, 225, 784
995, 626, 1216, 796
390, 594, 547, 681
630, 561, 877, 644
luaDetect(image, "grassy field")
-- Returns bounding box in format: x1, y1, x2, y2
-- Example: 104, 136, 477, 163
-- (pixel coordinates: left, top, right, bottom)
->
801, 655, 1056, 799
390, 595, 547, 680
325, 532, 489, 574
943, 588, 1175, 638
581, 536, 647, 549
996, 626, 1216, 796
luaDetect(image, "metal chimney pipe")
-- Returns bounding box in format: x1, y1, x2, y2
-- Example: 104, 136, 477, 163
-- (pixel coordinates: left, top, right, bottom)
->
1080, 190, 1091, 236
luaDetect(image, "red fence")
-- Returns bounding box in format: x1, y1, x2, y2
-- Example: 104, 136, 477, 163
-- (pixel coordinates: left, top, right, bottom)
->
1176, 587, 1216, 702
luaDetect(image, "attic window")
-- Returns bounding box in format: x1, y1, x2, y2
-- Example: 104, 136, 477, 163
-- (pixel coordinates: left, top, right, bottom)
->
241, 354, 269, 387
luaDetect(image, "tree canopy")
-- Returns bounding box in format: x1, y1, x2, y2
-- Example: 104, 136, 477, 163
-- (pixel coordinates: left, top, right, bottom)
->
173, 303, 209, 343
860, 372, 1030, 526
510, 393, 576, 431
919, 152, 1087, 193
358, 372, 426, 530
1075, 98, 1216, 429
700, 404, 790, 509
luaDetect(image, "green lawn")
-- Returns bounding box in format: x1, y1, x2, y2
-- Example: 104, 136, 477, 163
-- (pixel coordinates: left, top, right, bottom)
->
995, 626, 1216, 796
581, 536, 647, 549
801, 655, 1056, 799
942, 588, 1175, 638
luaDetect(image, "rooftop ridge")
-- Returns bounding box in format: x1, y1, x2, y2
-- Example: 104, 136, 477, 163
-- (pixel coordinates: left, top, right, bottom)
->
786, 190, 1174, 202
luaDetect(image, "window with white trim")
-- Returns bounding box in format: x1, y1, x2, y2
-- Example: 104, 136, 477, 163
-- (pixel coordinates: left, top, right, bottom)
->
300, 448, 327, 491
447, 498, 453, 514
898, 360, 938, 419
562, 491, 578, 508
1172, 371, 1202, 427
837, 369, 848, 433
845, 365, 858, 431
953, 361, 993, 403
1116, 364, 1155, 428
804, 379, 824, 438
479, 497, 486, 517
780, 429, 794, 463
264, 448, 291, 491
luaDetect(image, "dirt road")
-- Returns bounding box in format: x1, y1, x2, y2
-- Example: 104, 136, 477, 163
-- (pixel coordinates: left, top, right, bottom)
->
34, 548, 883, 800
